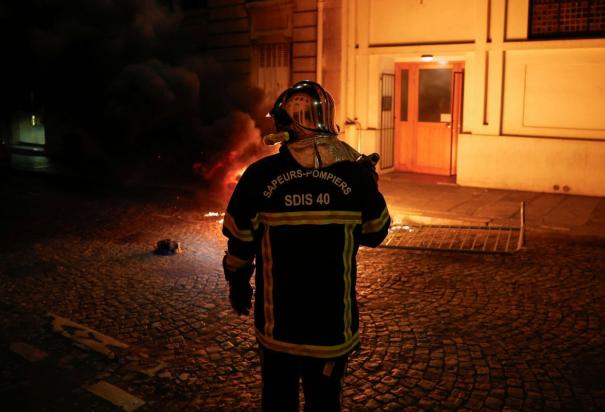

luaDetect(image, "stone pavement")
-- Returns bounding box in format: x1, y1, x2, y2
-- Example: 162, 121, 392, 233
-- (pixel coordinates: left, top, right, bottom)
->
0, 171, 604, 411
377, 173, 605, 239
9, 153, 605, 239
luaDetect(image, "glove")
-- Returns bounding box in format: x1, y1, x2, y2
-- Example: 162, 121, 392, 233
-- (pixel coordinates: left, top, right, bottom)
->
357, 152, 380, 182
223, 254, 254, 316
228, 280, 253, 316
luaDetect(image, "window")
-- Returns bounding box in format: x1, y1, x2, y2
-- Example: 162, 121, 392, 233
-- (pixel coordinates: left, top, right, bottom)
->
399, 69, 409, 122
418, 69, 452, 123
529, 0, 605, 38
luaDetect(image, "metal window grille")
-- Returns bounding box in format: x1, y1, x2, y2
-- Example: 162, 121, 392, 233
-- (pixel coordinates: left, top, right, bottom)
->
530, 0, 605, 38
255, 44, 290, 104
380, 73, 395, 170
259, 44, 289, 68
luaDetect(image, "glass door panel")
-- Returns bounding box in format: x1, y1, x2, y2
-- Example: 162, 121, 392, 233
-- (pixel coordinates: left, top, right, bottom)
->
418, 69, 452, 123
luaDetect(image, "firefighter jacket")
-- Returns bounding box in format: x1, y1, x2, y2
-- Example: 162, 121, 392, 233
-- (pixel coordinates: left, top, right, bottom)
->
222, 144, 390, 359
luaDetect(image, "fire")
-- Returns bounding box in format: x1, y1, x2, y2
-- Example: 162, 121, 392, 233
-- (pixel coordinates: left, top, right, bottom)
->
204, 211, 225, 224
192, 113, 279, 203
224, 165, 247, 191
194, 143, 277, 201
196, 135, 278, 226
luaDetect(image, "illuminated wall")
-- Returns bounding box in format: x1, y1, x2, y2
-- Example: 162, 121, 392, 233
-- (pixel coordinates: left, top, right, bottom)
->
341, 0, 605, 196
368, 0, 476, 45
11, 113, 45, 146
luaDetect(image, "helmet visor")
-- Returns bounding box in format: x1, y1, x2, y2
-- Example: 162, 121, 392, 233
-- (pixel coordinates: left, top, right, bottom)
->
284, 93, 320, 131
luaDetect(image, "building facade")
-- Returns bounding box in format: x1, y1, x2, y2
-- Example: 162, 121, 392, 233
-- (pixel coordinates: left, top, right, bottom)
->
193, 0, 605, 196
181, 0, 336, 109
6, 0, 604, 197
342, 0, 605, 196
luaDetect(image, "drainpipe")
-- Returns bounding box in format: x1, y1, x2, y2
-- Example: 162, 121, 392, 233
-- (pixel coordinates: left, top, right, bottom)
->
316, 0, 324, 84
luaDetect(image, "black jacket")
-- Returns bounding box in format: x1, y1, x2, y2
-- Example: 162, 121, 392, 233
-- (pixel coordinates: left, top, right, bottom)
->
223, 145, 390, 358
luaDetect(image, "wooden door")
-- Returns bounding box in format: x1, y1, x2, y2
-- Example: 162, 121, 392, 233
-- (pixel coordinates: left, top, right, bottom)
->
394, 62, 464, 175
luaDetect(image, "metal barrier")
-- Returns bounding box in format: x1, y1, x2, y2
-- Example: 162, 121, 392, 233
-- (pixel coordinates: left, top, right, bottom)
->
381, 202, 525, 254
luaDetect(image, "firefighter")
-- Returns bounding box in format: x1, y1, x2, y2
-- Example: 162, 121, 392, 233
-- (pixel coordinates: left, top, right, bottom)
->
222, 80, 390, 411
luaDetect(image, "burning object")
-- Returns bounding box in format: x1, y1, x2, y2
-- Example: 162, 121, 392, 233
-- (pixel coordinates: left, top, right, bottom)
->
204, 211, 225, 224
153, 238, 182, 255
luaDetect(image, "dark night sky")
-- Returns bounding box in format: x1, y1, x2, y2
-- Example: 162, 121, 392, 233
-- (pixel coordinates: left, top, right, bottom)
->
0, 0, 268, 182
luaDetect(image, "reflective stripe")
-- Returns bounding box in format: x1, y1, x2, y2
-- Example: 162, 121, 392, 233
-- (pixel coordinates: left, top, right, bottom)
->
342, 224, 354, 341
259, 211, 362, 226
223, 213, 254, 242
256, 329, 359, 359
256, 210, 362, 352
262, 226, 275, 337
361, 207, 390, 234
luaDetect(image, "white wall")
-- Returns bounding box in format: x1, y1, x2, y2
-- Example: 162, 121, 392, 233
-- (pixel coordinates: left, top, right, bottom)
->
506, 0, 529, 40
368, 0, 476, 45
503, 48, 605, 140
458, 133, 605, 196
12, 114, 45, 145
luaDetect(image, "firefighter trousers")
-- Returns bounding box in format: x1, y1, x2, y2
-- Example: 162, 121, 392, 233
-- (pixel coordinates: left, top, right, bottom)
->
259, 346, 349, 412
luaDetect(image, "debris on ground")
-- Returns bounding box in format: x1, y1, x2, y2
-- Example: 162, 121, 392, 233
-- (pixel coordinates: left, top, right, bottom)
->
153, 239, 182, 255
48, 313, 129, 359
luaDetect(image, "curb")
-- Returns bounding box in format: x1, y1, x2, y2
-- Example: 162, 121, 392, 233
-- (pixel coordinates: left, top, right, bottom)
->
389, 208, 492, 227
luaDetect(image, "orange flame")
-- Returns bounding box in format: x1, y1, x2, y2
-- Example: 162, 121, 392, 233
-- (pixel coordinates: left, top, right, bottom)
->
193, 126, 277, 203
224, 165, 247, 188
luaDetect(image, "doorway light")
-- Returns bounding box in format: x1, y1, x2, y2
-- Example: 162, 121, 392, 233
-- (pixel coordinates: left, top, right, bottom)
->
420, 54, 434, 62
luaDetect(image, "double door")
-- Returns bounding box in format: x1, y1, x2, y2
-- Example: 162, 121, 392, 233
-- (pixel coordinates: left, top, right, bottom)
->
394, 62, 464, 176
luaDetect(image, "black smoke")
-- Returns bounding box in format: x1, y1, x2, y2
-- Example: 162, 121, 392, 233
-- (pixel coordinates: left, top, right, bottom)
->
0, 0, 268, 184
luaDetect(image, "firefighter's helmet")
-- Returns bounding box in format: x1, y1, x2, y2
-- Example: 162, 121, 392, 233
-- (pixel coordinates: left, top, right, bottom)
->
270, 80, 338, 137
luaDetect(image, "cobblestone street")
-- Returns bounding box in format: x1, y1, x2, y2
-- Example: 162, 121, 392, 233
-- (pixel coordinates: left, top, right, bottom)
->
1, 173, 604, 411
